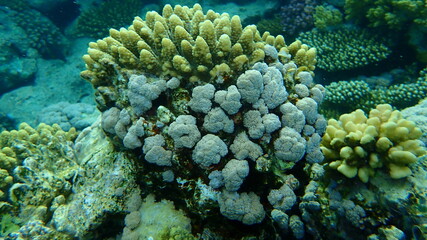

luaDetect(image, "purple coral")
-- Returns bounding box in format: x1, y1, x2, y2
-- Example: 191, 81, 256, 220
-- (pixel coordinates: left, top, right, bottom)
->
280, 0, 318, 36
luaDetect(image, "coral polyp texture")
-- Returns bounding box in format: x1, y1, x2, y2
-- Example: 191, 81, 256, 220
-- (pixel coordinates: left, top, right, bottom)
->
322, 67, 427, 116
81, 4, 323, 236
321, 104, 426, 182
0, 123, 78, 237
313, 4, 343, 30
279, 0, 318, 37
75, 0, 145, 39
1, 1, 66, 59
298, 26, 390, 72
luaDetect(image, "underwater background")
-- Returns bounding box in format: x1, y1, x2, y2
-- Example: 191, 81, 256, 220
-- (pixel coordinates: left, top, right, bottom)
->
0, 0, 426, 239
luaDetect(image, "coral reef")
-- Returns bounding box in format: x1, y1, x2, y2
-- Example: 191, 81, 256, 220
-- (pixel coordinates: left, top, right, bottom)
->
0, 38, 96, 128
344, 0, 427, 30
81, 4, 322, 237
300, 152, 427, 239
322, 67, 427, 116
0, 8, 38, 94
279, 0, 318, 37
2, 4, 66, 58
322, 80, 372, 117
74, 0, 146, 39
313, 4, 343, 30
80, 3, 304, 89
122, 194, 193, 240
402, 98, 427, 145
50, 121, 139, 238
0, 123, 78, 236
256, 16, 284, 37
0, 119, 140, 239
5, 220, 72, 240
298, 26, 391, 71
344, 0, 427, 62
0, 2, 424, 239
37, 102, 100, 131
321, 104, 426, 182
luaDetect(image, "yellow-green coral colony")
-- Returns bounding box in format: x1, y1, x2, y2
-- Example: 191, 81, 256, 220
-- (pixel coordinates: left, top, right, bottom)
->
344, 0, 427, 30
81, 4, 316, 87
321, 104, 426, 182
313, 5, 343, 30
0, 123, 77, 203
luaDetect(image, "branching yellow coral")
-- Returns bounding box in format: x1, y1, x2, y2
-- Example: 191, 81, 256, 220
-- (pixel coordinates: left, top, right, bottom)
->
321, 104, 426, 182
81, 4, 315, 87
